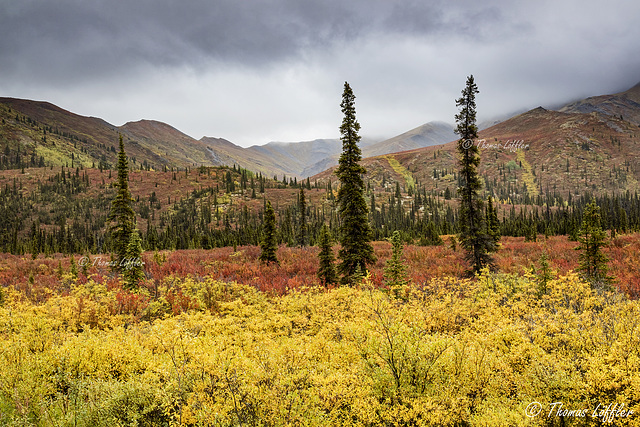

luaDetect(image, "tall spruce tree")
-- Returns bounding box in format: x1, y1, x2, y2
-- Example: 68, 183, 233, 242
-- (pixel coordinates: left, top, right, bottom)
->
455, 75, 494, 274
536, 252, 552, 297
618, 205, 628, 234
259, 200, 279, 264
419, 221, 443, 246
297, 186, 307, 247
317, 224, 338, 287
335, 82, 376, 285
107, 134, 136, 271
576, 200, 611, 286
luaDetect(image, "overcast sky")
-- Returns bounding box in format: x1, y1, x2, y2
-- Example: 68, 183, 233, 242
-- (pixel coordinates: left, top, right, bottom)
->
2, 0, 640, 147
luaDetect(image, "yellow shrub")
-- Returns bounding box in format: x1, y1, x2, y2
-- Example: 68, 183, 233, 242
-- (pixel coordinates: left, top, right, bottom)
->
1, 275, 640, 425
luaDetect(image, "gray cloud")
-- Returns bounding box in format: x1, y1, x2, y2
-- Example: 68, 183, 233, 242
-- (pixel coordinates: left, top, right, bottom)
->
2, 0, 640, 146
0, 0, 518, 82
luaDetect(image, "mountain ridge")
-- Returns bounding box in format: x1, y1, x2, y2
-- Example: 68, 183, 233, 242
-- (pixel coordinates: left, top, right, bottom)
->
3, 80, 640, 182
560, 81, 640, 125
1, 96, 457, 177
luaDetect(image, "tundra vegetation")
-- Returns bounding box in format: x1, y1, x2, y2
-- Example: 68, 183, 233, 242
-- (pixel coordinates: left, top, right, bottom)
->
1, 264, 639, 426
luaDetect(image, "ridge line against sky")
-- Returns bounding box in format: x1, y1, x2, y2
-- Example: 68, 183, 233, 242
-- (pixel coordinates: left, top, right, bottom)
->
2, 0, 640, 147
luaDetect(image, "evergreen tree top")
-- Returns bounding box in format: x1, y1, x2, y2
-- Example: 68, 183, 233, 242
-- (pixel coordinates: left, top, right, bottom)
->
337, 82, 365, 179
454, 75, 479, 142
339, 82, 361, 143
116, 134, 130, 189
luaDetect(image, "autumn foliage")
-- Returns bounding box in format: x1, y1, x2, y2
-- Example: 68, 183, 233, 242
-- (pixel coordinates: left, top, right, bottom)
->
1, 269, 640, 425
0, 234, 640, 425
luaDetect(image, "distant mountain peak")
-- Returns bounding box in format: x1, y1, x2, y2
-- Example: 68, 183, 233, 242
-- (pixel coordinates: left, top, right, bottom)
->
200, 136, 241, 149
123, 119, 183, 132
120, 119, 196, 141
362, 121, 457, 158
559, 80, 640, 125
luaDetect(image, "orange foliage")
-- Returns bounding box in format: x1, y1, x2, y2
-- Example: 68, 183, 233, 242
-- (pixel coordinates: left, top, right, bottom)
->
1, 234, 639, 303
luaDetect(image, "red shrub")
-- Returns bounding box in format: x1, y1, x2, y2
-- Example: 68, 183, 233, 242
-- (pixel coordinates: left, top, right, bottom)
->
1, 234, 640, 301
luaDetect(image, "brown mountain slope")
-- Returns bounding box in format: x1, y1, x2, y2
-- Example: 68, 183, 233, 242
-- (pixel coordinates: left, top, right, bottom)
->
1, 96, 349, 177
0, 97, 122, 167
0, 98, 223, 170
0, 97, 117, 139
362, 121, 456, 158
200, 136, 302, 177
202, 121, 456, 179
201, 137, 346, 178
120, 120, 223, 167
313, 107, 640, 203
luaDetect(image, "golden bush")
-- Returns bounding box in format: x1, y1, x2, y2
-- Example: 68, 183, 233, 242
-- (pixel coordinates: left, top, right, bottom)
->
0, 273, 638, 425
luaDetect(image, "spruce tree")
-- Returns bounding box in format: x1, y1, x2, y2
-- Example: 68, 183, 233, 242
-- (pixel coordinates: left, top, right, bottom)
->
317, 224, 337, 287
536, 252, 552, 297
107, 134, 136, 271
384, 230, 409, 298
335, 82, 376, 285
618, 206, 628, 234
524, 222, 537, 242
81, 253, 90, 277
123, 230, 145, 290
418, 221, 443, 246
576, 200, 612, 286
69, 255, 78, 279
259, 200, 279, 264
486, 196, 501, 249
449, 235, 458, 251
297, 186, 307, 247
455, 75, 494, 274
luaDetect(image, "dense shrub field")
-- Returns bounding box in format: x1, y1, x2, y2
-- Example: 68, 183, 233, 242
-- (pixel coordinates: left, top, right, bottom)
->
1, 268, 640, 425
0, 235, 639, 425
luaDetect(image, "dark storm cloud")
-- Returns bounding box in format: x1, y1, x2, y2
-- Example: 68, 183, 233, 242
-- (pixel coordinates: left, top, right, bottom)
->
2, 0, 640, 146
0, 0, 514, 83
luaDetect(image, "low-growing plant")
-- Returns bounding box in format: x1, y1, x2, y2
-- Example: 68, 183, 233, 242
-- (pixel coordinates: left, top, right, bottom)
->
1, 272, 639, 425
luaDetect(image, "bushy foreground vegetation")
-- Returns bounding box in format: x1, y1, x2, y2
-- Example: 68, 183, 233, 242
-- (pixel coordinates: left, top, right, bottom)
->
1, 270, 639, 426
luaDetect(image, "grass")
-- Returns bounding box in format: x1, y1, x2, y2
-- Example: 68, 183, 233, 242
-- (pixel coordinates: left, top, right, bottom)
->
516, 149, 539, 198
385, 155, 415, 191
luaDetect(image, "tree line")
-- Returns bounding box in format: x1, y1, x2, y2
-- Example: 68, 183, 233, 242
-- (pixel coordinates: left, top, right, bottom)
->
1, 169, 638, 256
1, 168, 637, 257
